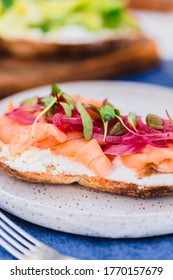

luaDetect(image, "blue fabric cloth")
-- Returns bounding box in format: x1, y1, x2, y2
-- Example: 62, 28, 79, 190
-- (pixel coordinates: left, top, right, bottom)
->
1, 60, 173, 260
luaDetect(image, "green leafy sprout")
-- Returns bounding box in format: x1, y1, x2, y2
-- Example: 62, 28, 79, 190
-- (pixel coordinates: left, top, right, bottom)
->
166, 110, 173, 126
30, 84, 141, 140
127, 112, 139, 134
76, 100, 93, 140
31, 95, 57, 138
60, 102, 72, 118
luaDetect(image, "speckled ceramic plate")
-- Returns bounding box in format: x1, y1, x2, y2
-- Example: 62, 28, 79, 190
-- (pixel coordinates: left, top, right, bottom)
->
0, 81, 173, 238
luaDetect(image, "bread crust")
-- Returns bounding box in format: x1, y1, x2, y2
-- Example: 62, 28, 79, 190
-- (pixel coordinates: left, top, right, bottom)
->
0, 159, 173, 198
0, 33, 140, 58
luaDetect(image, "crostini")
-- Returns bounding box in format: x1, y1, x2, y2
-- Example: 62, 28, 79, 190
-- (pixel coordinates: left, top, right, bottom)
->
0, 85, 173, 197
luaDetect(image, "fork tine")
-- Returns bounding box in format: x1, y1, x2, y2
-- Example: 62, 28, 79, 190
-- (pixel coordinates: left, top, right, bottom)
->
1, 227, 29, 254
1, 220, 35, 249
1, 212, 77, 260
1, 212, 41, 245
0, 238, 24, 260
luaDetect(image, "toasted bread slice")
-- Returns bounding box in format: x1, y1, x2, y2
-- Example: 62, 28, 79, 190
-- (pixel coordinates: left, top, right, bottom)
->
0, 148, 173, 198
0, 31, 141, 59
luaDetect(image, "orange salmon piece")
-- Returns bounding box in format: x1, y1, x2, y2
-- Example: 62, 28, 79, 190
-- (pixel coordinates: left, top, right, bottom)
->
6, 102, 15, 113
9, 123, 67, 156
75, 139, 104, 165
0, 116, 19, 144
66, 131, 84, 141
75, 139, 112, 176
121, 153, 148, 172
52, 139, 87, 157
89, 155, 112, 177
34, 136, 60, 149
121, 144, 173, 173
156, 159, 173, 173
72, 96, 103, 107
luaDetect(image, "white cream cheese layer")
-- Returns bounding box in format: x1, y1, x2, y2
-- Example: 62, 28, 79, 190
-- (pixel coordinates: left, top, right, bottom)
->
0, 146, 173, 187
0, 25, 136, 44
0, 146, 94, 175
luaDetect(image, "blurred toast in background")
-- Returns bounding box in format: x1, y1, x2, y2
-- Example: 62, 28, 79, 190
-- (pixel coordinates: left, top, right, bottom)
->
129, 0, 173, 11
0, 0, 159, 97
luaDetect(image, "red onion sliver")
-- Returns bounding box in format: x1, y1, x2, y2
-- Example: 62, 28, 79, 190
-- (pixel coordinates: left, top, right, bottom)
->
104, 143, 146, 155
92, 132, 122, 144
61, 117, 82, 125
6, 109, 36, 125
19, 105, 42, 111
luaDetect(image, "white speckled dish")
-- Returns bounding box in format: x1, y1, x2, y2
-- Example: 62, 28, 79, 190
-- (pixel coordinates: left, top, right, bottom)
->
0, 81, 173, 238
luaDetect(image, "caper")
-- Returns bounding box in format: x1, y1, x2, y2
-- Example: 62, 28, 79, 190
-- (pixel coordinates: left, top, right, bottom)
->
109, 121, 125, 136
146, 114, 163, 130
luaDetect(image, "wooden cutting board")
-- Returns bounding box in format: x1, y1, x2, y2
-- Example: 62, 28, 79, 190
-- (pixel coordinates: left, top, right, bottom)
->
129, 0, 173, 11
0, 37, 159, 98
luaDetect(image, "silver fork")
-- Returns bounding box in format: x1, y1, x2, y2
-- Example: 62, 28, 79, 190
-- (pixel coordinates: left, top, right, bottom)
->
0, 212, 76, 260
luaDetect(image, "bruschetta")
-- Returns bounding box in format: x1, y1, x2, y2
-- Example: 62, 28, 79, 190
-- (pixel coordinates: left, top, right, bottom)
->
0, 1, 159, 98
0, 85, 173, 198
0, 0, 147, 58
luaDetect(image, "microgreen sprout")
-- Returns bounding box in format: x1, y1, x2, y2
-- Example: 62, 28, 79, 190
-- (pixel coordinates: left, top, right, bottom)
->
90, 104, 120, 141
31, 96, 57, 137
115, 115, 139, 136
51, 84, 63, 98
100, 105, 116, 141
60, 102, 72, 117
63, 94, 75, 110
128, 112, 139, 133
20, 97, 38, 106
166, 110, 173, 126
76, 100, 93, 140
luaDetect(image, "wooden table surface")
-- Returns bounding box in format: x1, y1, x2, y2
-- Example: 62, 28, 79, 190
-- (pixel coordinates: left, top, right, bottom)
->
129, 0, 173, 11
0, 37, 159, 98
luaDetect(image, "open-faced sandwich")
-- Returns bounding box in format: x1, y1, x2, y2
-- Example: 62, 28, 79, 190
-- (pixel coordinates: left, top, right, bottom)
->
0, 0, 159, 98
0, 0, 154, 58
0, 85, 173, 198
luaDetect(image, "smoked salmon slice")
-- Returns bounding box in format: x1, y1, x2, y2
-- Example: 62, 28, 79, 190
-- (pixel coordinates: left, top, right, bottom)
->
0, 116, 19, 144
52, 139, 87, 157
121, 144, 173, 173
75, 139, 112, 176
9, 123, 67, 156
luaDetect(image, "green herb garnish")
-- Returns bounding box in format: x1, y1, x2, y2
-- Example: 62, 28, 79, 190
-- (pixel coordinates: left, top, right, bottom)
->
114, 108, 121, 116
31, 96, 57, 137
100, 105, 116, 141
60, 102, 72, 117
166, 110, 173, 126
63, 94, 75, 109
20, 97, 38, 106
91, 104, 118, 141
51, 84, 63, 98
128, 112, 138, 133
44, 95, 55, 107
90, 103, 139, 138
115, 114, 139, 136
100, 105, 116, 122
51, 84, 74, 109
76, 100, 93, 140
